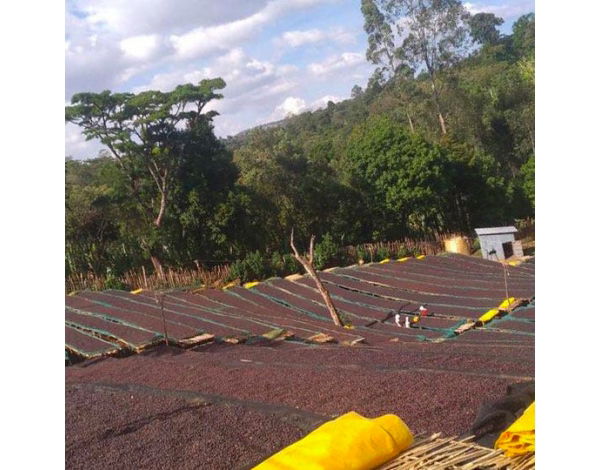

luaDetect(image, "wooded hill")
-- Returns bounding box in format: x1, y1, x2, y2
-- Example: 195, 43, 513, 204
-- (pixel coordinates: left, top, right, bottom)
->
66, 2, 534, 285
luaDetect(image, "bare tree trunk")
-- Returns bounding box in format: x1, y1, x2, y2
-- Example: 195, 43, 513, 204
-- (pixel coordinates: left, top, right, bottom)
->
150, 255, 165, 280
290, 230, 343, 327
142, 265, 148, 289
153, 293, 169, 346
527, 123, 535, 154
437, 111, 447, 135
407, 110, 415, 134
428, 73, 447, 135
150, 186, 167, 280
154, 190, 167, 227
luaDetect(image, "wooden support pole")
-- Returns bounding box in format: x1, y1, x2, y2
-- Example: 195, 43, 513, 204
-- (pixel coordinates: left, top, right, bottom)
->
154, 292, 169, 346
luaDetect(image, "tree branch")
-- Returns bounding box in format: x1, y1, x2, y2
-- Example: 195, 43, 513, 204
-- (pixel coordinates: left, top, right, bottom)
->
290, 231, 343, 327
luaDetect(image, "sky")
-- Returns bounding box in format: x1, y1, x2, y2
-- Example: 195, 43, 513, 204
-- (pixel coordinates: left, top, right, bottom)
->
65, 0, 534, 159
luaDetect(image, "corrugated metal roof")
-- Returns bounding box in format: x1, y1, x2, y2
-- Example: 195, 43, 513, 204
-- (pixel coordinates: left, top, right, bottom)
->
474, 226, 518, 236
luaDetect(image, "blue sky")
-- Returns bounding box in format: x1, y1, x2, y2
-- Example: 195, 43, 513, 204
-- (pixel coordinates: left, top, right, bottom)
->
65, 0, 534, 159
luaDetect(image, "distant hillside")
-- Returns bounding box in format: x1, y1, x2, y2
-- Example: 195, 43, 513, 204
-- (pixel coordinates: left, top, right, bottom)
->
224, 117, 290, 148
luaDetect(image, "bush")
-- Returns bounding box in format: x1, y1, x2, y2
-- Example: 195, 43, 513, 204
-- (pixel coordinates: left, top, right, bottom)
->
374, 246, 391, 261
270, 252, 301, 277
395, 245, 413, 258
104, 267, 127, 290
338, 250, 355, 267
229, 249, 304, 283
227, 260, 246, 283
356, 246, 369, 263
313, 233, 340, 270
281, 254, 300, 276
270, 251, 285, 276
227, 250, 272, 283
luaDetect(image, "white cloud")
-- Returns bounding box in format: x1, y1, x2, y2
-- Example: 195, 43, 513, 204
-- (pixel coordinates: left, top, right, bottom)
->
282, 29, 326, 47
119, 34, 161, 60
269, 94, 342, 121
65, 0, 334, 99
464, 2, 534, 19
276, 97, 308, 116
169, 0, 333, 60
308, 52, 364, 76
169, 14, 262, 60
310, 94, 341, 108
277, 64, 299, 75
280, 26, 356, 47
131, 47, 302, 135
72, 0, 272, 36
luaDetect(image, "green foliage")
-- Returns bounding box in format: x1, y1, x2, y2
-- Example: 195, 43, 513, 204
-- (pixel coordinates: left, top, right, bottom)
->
469, 12, 504, 45
374, 246, 391, 262
395, 245, 415, 258
228, 250, 302, 283
313, 234, 341, 270
282, 254, 301, 275
245, 251, 271, 281
356, 246, 369, 263
227, 260, 246, 283
269, 252, 302, 277
345, 116, 454, 237
521, 156, 535, 208
511, 13, 535, 57
103, 268, 127, 290
228, 251, 271, 283
66, 79, 233, 272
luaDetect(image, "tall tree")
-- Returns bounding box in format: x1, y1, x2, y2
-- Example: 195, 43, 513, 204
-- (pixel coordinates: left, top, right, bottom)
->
362, 0, 471, 135
511, 13, 535, 57
362, 0, 417, 133
469, 12, 504, 45
362, 0, 397, 78
66, 78, 227, 275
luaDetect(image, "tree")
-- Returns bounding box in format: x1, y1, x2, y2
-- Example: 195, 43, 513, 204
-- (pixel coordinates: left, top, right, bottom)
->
344, 116, 453, 237
469, 12, 504, 45
66, 78, 228, 275
362, 0, 472, 135
351, 85, 364, 99
362, 0, 418, 132
520, 156, 535, 208
362, 0, 397, 79
65, 157, 145, 277
511, 13, 535, 57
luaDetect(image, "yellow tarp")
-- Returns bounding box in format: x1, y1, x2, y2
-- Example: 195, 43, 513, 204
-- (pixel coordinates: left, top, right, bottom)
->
253, 411, 413, 470
478, 308, 499, 324
498, 297, 516, 309
478, 298, 517, 324
495, 402, 535, 457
